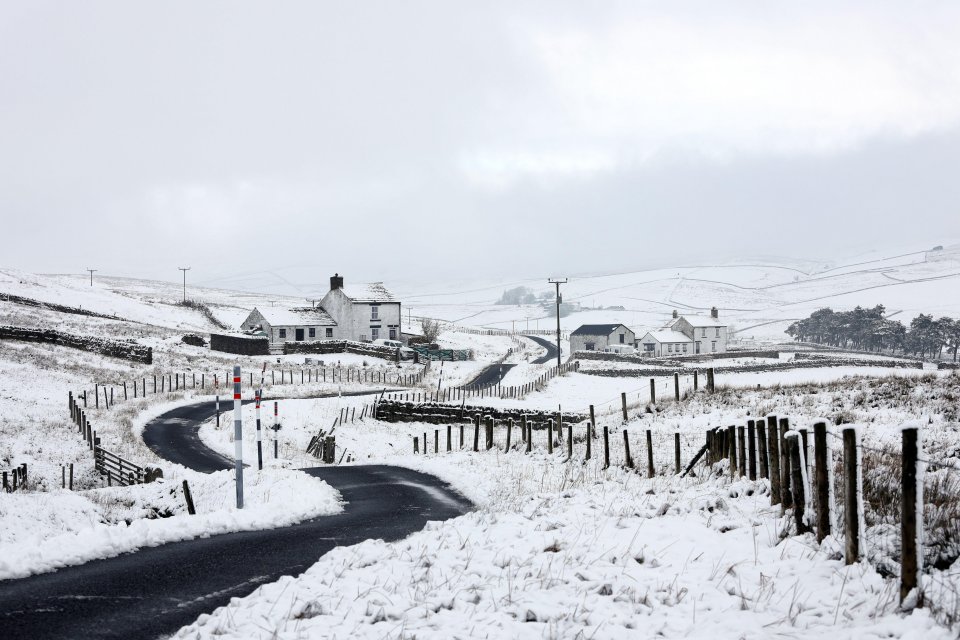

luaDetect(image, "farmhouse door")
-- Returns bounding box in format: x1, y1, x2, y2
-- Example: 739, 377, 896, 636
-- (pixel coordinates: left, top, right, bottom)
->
695, 341, 701, 354
295, 328, 305, 341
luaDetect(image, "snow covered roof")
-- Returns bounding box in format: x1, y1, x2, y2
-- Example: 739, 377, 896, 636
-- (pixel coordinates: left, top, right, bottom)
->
571, 324, 632, 337
338, 282, 397, 303
642, 330, 693, 343
256, 307, 336, 327
678, 315, 726, 327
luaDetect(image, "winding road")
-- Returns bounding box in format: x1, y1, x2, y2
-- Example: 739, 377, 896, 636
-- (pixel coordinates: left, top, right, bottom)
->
525, 334, 560, 364
0, 398, 473, 640
461, 334, 561, 389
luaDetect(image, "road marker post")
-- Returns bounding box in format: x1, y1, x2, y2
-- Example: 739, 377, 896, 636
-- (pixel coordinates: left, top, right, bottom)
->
233, 366, 243, 509
255, 390, 263, 470
214, 375, 220, 429
274, 401, 279, 458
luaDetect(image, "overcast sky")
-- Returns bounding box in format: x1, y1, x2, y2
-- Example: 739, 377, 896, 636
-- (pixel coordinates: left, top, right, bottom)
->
3, 1, 960, 292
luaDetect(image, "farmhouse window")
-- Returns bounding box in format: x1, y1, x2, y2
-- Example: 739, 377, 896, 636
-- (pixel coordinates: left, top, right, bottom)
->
619, 334, 625, 343
585, 342, 595, 351
278, 328, 287, 339
682, 344, 687, 353
325, 328, 333, 337
701, 328, 707, 337
711, 341, 717, 352
372, 327, 380, 340
389, 328, 397, 340
668, 344, 672, 353
716, 328, 721, 337
309, 328, 316, 338
371, 305, 379, 320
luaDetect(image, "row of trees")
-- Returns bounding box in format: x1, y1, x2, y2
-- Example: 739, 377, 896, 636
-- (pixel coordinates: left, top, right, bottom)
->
786, 305, 960, 360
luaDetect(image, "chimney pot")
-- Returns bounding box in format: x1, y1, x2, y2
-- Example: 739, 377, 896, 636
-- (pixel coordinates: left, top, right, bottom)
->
711, 306, 719, 319
330, 273, 344, 290
672, 310, 678, 319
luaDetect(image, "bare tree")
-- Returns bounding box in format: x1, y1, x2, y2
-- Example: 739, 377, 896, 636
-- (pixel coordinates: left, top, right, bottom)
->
421, 318, 443, 343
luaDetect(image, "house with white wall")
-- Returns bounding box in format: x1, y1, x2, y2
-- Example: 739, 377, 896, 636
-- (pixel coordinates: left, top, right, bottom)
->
240, 274, 401, 349
319, 274, 401, 343
639, 307, 729, 356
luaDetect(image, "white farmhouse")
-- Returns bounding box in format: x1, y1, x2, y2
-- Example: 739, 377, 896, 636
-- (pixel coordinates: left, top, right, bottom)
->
639, 307, 729, 356
240, 274, 401, 349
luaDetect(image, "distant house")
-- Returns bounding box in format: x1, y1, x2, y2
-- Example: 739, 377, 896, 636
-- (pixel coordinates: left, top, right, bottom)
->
241, 307, 337, 346
240, 274, 401, 349
638, 329, 693, 357
639, 307, 728, 356
570, 324, 636, 353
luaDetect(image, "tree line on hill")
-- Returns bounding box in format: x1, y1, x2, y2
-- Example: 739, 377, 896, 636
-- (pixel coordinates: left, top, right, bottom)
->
786, 305, 960, 360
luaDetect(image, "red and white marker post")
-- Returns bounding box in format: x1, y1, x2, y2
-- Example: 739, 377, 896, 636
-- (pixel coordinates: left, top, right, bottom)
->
214, 374, 220, 429
274, 401, 279, 459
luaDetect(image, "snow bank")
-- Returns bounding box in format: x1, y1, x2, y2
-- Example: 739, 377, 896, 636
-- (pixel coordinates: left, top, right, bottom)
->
0, 468, 341, 580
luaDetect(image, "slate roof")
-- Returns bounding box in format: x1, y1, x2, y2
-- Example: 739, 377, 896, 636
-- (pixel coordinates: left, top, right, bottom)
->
256, 307, 337, 327
338, 282, 397, 303
677, 315, 726, 327
642, 330, 693, 343
571, 324, 631, 337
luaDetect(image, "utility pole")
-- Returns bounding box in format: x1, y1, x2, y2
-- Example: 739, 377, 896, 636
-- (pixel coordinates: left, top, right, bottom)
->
178, 267, 191, 302
86, 268, 97, 286
548, 278, 567, 368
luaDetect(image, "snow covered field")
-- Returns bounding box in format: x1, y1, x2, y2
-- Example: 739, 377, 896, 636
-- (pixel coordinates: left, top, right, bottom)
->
175, 371, 960, 638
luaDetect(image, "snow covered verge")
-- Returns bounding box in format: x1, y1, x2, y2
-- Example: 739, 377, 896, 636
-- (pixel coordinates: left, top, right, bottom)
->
175, 462, 948, 639
0, 466, 341, 580
176, 372, 960, 639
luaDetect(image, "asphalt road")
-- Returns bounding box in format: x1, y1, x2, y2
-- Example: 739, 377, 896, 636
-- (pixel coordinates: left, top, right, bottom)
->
461, 362, 516, 389
0, 398, 472, 640
524, 334, 560, 364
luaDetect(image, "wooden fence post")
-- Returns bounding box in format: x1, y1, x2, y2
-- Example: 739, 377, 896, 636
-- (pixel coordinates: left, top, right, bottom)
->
423, 432, 427, 455
182, 480, 196, 515
603, 426, 610, 469
646, 430, 654, 478
747, 419, 757, 480
842, 426, 861, 564
586, 422, 592, 460
413, 436, 419, 454
459, 422, 465, 450
524, 416, 531, 453
674, 372, 680, 401
737, 425, 747, 477
757, 420, 769, 479
674, 432, 681, 474
901, 425, 921, 605
567, 424, 573, 460
473, 415, 480, 452
506, 419, 513, 452
779, 417, 793, 510
624, 430, 633, 468
813, 421, 831, 544
786, 432, 810, 534
693, 370, 699, 391
768, 415, 782, 504
649, 378, 656, 404
547, 419, 554, 454
728, 425, 737, 479
486, 417, 494, 450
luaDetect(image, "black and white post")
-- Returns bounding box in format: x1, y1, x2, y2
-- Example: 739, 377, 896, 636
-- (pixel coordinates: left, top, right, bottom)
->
255, 390, 263, 470
232, 365, 244, 509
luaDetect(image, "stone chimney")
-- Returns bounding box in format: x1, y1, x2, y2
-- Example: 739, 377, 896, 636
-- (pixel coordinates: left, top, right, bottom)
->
672, 310, 678, 319
711, 306, 719, 319
330, 273, 344, 291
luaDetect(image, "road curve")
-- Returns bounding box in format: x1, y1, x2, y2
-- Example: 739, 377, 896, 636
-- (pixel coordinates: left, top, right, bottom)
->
0, 398, 472, 640
525, 334, 560, 364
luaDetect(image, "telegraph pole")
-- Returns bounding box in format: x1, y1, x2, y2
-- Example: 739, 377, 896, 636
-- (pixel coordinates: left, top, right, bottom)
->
178, 267, 191, 302
548, 278, 567, 368
86, 268, 97, 286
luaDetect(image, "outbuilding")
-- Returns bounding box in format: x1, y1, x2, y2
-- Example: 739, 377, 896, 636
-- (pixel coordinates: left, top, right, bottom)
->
570, 324, 636, 353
